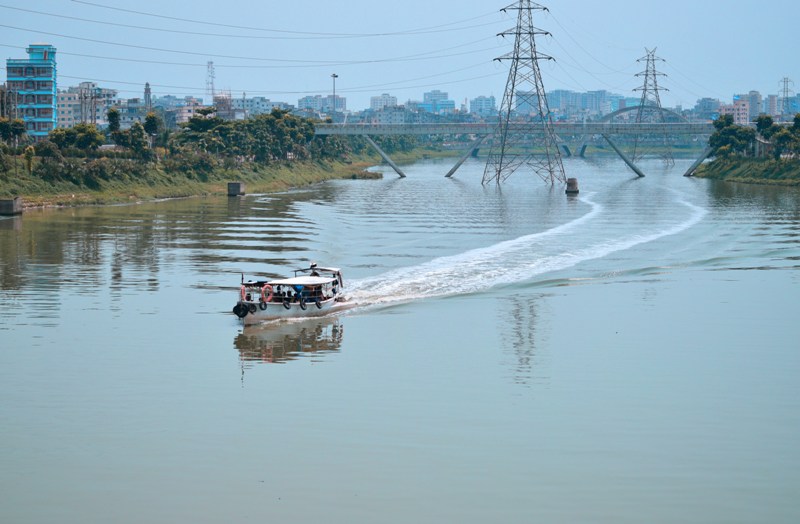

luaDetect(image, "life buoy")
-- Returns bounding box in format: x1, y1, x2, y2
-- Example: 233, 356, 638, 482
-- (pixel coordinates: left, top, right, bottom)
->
261, 284, 273, 303
315, 299, 323, 309
240, 285, 246, 301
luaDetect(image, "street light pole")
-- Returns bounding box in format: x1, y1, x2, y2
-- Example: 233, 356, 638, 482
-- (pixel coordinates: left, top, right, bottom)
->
331, 73, 338, 121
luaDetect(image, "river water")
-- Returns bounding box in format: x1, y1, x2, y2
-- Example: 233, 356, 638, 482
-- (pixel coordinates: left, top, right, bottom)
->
1, 157, 799, 523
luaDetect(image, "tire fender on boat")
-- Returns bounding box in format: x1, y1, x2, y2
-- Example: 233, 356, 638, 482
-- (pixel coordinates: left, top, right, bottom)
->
233, 302, 248, 318
248, 303, 257, 314
315, 299, 323, 309
259, 301, 268, 311
299, 298, 307, 311
261, 284, 273, 304
283, 298, 291, 310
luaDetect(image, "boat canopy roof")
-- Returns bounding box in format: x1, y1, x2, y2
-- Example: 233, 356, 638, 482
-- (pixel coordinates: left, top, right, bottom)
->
268, 276, 337, 287
294, 266, 340, 274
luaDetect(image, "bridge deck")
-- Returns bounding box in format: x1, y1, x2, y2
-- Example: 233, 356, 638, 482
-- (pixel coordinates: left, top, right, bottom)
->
315, 122, 715, 136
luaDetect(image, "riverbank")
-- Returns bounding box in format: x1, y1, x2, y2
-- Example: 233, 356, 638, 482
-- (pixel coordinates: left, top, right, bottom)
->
694, 157, 800, 185
0, 156, 382, 209
0, 146, 465, 209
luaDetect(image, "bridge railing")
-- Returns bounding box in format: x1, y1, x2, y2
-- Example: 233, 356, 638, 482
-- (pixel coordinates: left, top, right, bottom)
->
314, 122, 715, 136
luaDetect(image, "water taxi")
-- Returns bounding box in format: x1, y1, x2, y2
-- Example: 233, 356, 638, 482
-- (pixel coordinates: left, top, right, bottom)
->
232, 264, 345, 324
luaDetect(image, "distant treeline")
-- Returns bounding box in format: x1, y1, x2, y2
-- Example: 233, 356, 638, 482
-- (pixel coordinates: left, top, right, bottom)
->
0, 109, 419, 190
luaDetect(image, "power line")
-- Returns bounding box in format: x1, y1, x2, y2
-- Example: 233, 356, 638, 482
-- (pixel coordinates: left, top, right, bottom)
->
67, 0, 500, 38
2, 4, 502, 41
0, 24, 503, 66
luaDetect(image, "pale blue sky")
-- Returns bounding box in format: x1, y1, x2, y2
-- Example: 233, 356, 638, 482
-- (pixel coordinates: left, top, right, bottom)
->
2, 0, 797, 110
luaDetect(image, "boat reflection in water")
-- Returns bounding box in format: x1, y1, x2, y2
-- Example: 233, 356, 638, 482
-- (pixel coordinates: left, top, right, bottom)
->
234, 316, 344, 364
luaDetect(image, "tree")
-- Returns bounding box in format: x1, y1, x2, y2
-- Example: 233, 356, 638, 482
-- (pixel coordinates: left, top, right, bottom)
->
107, 107, 121, 134
48, 127, 78, 149
23, 145, 34, 174
755, 115, 778, 140
772, 128, 796, 160
128, 122, 150, 158
0, 117, 10, 144
143, 112, 163, 138
709, 115, 755, 157
72, 123, 105, 151
713, 114, 734, 131
34, 140, 64, 162
9, 119, 26, 145
793, 113, 800, 135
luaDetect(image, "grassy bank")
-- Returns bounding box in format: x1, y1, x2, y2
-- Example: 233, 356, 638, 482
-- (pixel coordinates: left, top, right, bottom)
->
0, 155, 381, 208
0, 143, 468, 209
694, 157, 800, 186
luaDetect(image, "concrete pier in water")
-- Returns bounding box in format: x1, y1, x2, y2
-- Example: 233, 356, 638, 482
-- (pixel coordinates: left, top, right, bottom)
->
0, 197, 23, 216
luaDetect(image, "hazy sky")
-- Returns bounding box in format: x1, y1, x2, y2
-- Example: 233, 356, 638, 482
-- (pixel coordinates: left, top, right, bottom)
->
2, 0, 797, 110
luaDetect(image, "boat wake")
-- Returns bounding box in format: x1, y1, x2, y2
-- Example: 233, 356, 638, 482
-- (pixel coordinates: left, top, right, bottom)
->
346, 194, 707, 310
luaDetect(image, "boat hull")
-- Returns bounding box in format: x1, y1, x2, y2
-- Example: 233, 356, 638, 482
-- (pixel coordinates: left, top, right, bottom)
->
236, 297, 343, 325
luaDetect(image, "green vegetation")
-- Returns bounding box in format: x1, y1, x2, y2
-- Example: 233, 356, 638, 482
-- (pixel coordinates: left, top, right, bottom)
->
695, 113, 800, 185
0, 110, 427, 207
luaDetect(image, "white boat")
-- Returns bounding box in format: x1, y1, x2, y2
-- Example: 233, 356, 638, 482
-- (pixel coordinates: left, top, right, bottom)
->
232, 263, 345, 324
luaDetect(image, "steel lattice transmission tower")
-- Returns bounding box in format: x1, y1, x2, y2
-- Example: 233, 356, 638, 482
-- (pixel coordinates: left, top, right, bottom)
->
482, 1, 566, 186
632, 48, 673, 166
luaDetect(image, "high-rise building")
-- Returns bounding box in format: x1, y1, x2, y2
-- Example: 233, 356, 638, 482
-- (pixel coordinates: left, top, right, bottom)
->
420, 90, 455, 114
370, 93, 397, 111
5, 43, 57, 141
719, 96, 750, 125
469, 95, 497, 117
734, 91, 762, 121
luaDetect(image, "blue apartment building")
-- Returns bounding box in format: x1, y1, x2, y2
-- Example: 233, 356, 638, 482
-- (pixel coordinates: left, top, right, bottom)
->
5, 44, 58, 141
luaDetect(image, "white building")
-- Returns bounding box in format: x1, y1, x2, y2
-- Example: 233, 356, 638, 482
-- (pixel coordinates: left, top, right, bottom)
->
56, 82, 117, 128
370, 93, 397, 111
470, 95, 496, 117
231, 96, 291, 117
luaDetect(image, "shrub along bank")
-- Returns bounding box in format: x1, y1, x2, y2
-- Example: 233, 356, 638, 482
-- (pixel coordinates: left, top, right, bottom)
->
0, 109, 425, 207
694, 113, 800, 185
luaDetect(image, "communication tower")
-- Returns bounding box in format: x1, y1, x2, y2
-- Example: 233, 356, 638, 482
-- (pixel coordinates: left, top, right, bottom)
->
482, 0, 566, 186
206, 61, 216, 102
780, 77, 794, 120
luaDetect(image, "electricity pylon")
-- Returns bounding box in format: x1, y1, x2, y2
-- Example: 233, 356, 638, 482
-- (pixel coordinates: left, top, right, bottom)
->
483, 0, 566, 186
632, 48, 673, 166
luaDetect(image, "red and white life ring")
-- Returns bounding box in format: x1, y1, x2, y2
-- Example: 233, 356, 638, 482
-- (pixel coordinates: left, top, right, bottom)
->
240, 285, 246, 301
261, 284, 273, 303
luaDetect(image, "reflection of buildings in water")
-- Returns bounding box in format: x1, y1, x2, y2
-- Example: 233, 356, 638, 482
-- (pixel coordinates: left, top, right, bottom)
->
497, 294, 549, 387
234, 317, 344, 364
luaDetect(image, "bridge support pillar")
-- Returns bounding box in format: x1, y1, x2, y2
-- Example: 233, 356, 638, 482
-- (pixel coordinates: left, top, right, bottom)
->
602, 134, 646, 178
683, 147, 713, 177
579, 143, 588, 158
560, 144, 572, 157
365, 136, 406, 178
446, 135, 488, 178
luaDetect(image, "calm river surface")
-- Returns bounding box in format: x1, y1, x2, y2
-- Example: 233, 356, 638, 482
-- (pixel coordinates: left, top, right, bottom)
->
1, 157, 799, 523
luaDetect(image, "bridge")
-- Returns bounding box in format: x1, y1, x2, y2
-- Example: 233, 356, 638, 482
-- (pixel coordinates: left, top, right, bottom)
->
315, 122, 714, 137
314, 120, 715, 179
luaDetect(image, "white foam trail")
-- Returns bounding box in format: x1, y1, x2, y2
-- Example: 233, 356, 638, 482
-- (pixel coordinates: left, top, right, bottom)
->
346, 195, 707, 308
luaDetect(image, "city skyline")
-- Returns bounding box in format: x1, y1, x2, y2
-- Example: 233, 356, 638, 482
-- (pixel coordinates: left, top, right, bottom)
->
2, 1, 798, 111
